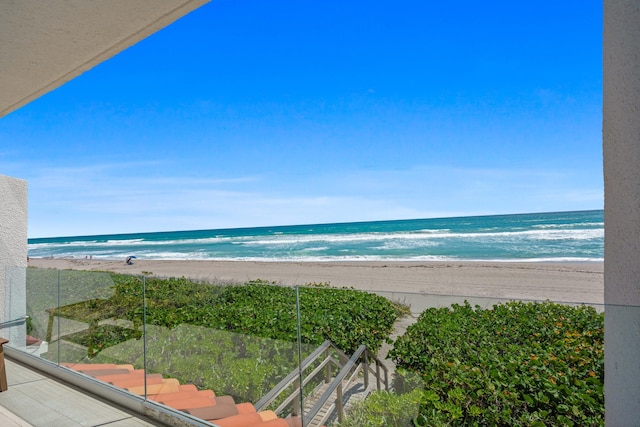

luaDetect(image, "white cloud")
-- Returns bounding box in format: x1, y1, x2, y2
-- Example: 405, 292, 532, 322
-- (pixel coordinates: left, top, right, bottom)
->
26, 162, 603, 237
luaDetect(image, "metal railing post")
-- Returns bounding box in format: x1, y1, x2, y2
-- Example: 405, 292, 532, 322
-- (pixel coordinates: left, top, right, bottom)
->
57, 269, 60, 364
363, 349, 370, 390
384, 364, 389, 391
325, 347, 331, 383
142, 276, 148, 399
295, 286, 304, 424
293, 378, 301, 416
336, 383, 344, 423
0, 337, 8, 391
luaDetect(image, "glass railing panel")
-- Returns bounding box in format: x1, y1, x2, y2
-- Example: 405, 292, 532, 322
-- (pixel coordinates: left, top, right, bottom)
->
43, 269, 146, 391
320, 289, 605, 427
2, 266, 28, 353
16, 267, 608, 426
141, 277, 307, 425
24, 267, 61, 360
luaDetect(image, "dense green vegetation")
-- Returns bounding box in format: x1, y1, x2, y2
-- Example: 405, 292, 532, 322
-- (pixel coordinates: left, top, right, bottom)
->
57, 274, 400, 354
388, 301, 604, 426
36, 272, 400, 404
96, 323, 309, 404
335, 388, 423, 427
28, 269, 605, 425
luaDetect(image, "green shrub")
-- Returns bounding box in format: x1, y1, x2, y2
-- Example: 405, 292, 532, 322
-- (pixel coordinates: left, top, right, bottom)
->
214, 281, 398, 353
336, 388, 423, 427
389, 301, 604, 426
105, 275, 398, 354
40, 272, 399, 404
64, 324, 142, 357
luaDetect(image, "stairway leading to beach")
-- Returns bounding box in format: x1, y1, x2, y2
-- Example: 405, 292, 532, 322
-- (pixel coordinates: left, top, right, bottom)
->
301, 376, 371, 427
296, 313, 418, 427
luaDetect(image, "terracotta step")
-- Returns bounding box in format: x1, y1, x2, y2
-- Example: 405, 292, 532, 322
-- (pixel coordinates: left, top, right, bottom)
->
105, 374, 164, 388
213, 412, 265, 427
177, 384, 198, 393
94, 370, 149, 382
62, 363, 302, 427
213, 411, 278, 427
78, 368, 132, 377
126, 379, 181, 395
189, 403, 238, 420
148, 389, 215, 403
185, 403, 246, 421
261, 419, 291, 427
214, 396, 236, 406
236, 403, 257, 414
160, 396, 217, 410
146, 384, 199, 400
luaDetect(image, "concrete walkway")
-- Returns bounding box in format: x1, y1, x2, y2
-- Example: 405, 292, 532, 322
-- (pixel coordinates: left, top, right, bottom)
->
0, 358, 162, 427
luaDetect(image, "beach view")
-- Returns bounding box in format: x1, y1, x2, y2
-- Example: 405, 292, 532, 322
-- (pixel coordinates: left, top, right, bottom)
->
1, 1, 609, 426
21, 209, 605, 426
29, 210, 604, 304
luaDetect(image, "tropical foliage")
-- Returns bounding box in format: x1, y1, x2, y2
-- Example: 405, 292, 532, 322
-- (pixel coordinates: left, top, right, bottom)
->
389, 301, 604, 426
37, 272, 400, 405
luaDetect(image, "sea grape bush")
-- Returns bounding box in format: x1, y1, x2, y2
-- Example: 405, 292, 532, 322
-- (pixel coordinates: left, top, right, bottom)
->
389, 301, 604, 426
57, 274, 398, 355
44, 273, 399, 406
335, 388, 423, 427
31, 268, 606, 425
65, 324, 142, 358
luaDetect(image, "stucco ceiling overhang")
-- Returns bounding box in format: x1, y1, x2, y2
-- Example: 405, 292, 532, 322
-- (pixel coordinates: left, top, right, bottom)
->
0, 0, 209, 118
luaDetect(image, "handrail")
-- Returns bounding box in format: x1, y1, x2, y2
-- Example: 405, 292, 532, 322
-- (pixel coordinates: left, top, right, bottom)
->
304, 344, 367, 425
306, 345, 389, 426
0, 316, 28, 329
255, 340, 333, 411
256, 340, 389, 425
272, 356, 337, 415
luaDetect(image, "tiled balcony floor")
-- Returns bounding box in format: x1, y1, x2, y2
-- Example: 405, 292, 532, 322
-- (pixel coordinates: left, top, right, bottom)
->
0, 358, 162, 427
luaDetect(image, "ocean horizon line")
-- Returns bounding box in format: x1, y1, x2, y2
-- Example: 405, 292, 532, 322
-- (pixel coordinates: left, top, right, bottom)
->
29, 208, 603, 242
27, 210, 604, 263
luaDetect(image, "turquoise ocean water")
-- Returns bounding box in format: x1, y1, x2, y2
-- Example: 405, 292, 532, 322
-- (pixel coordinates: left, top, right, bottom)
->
28, 210, 604, 262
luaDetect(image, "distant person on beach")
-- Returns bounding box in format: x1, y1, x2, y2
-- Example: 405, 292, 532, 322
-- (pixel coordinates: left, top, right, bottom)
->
126, 256, 133, 265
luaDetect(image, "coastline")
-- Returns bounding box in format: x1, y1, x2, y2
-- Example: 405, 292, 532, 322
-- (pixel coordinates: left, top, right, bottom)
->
27, 258, 604, 304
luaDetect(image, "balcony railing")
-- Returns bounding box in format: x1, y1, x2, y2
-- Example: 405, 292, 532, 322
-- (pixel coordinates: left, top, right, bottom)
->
2, 266, 605, 426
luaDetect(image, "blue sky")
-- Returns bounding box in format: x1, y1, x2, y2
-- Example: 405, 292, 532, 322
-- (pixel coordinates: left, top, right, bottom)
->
2, 1, 603, 238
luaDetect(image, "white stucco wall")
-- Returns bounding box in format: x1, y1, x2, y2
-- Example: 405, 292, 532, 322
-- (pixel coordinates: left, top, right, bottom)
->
603, 0, 640, 424
0, 174, 27, 348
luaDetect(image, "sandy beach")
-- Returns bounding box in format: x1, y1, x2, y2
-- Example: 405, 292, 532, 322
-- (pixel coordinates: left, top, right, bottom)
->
27, 258, 604, 305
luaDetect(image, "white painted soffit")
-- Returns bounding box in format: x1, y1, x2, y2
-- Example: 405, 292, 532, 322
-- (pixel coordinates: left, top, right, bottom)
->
0, 0, 210, 118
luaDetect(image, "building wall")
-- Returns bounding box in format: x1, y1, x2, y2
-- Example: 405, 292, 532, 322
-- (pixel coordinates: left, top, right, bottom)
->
603, 0, 640, 424
0, 174, 27, 347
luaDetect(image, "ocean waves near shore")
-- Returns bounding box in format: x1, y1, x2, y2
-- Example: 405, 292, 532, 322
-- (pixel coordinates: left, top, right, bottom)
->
28, 210, 604, 262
